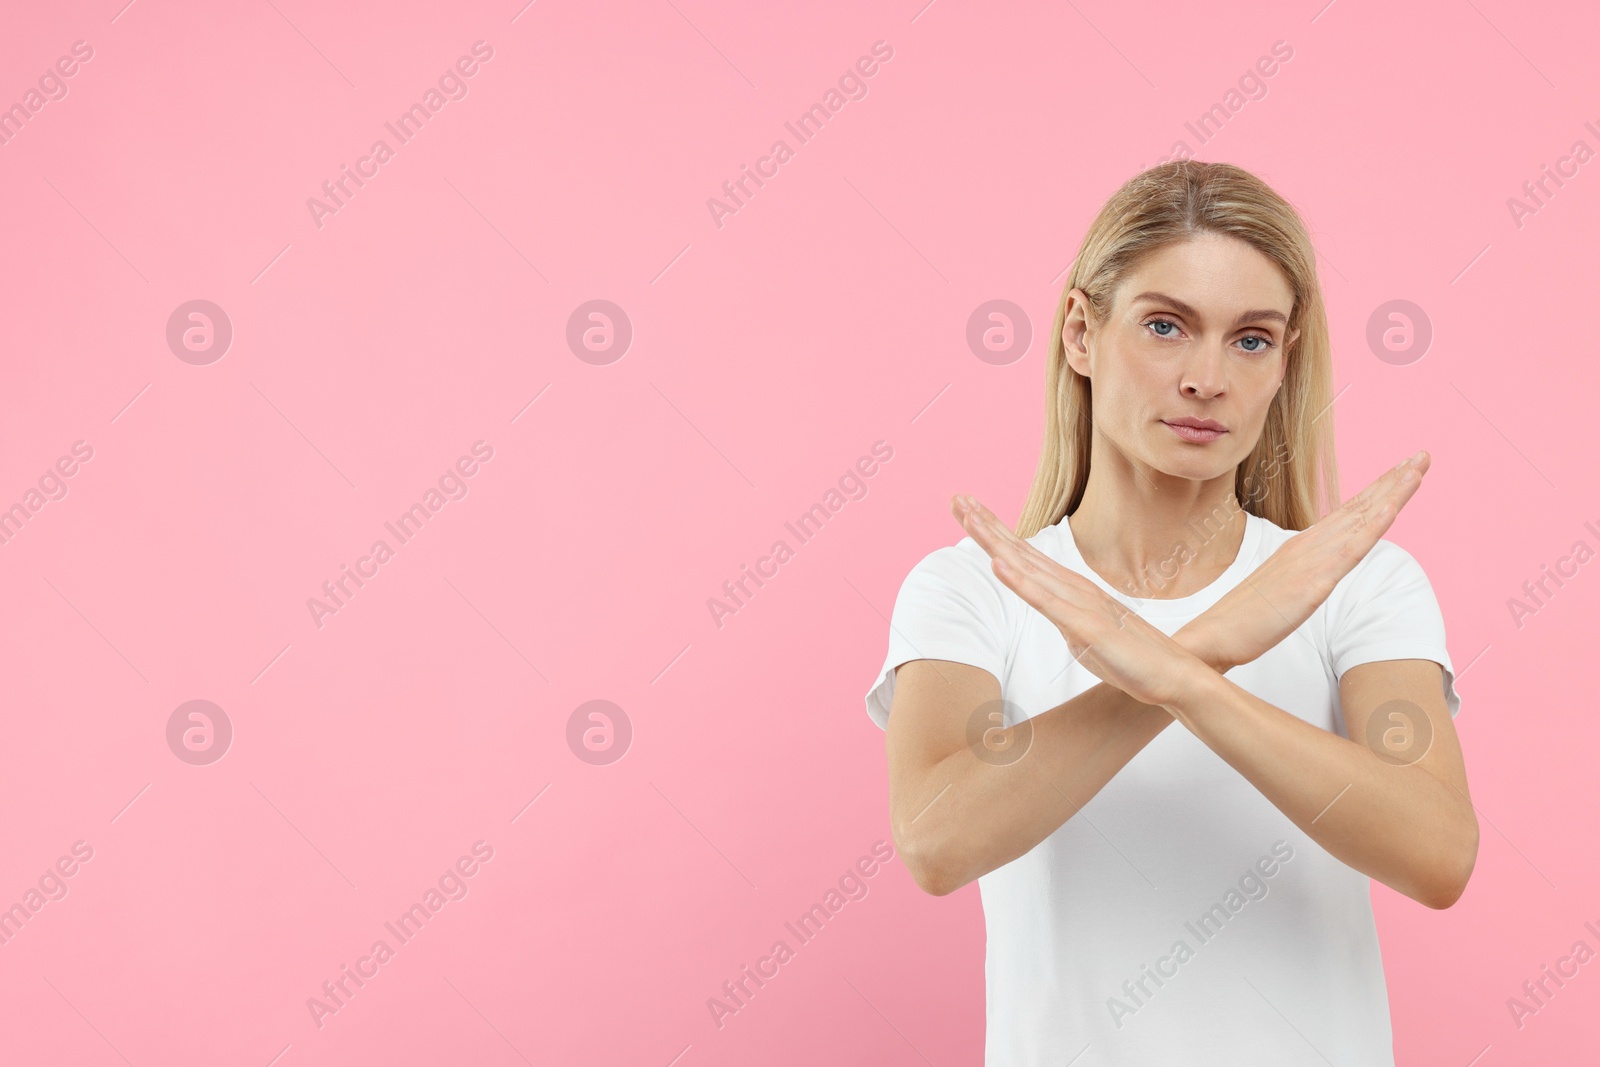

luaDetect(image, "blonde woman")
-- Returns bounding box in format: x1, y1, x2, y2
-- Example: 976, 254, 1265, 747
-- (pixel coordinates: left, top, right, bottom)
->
865, 160, 1476, 1065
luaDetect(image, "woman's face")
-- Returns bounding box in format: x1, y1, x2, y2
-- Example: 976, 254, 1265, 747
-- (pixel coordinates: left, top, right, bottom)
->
1063, 233, 1299, 484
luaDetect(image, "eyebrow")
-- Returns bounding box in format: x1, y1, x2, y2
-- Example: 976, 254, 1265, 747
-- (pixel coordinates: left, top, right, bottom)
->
1127, 291, 1289, 329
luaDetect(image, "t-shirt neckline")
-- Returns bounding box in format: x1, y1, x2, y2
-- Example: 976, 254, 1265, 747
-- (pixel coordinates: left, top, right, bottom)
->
1049, 508, 1264, 619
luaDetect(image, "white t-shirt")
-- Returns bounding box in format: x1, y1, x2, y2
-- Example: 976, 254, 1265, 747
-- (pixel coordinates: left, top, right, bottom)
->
864, 508, 1460, 1067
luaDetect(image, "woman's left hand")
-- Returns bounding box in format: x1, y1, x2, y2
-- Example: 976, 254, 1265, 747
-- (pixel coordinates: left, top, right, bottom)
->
954, 494, 1207, 709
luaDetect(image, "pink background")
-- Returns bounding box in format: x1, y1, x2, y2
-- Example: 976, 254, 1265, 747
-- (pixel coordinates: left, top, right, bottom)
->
2, 1, 1596, 1063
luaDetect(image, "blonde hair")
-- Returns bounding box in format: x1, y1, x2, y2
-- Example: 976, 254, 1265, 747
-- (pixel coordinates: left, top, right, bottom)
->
1015, 160, 1341, 539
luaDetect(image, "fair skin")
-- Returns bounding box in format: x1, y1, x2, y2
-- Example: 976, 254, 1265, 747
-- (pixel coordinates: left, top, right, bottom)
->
885, 233, 1477, 907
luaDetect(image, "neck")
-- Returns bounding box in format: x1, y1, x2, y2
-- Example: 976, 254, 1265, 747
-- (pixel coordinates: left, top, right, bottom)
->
1067, 444, 1246, 600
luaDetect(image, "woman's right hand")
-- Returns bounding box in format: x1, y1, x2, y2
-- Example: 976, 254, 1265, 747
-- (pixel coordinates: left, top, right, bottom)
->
1184, 450, 1431, 674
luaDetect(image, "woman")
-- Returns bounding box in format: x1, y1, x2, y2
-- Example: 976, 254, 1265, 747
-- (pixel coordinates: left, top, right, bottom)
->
863, 160, 1476, 1065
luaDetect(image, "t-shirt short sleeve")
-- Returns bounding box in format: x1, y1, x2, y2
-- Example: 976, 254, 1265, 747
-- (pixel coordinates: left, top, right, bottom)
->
1326, 539, 1462, 719
863, 538, 1011, 731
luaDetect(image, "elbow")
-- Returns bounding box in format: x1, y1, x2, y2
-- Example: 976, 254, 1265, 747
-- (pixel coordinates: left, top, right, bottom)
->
912, 860, 961, 897
893, 824, 966, 897
1430, 854, 1478, 911
1422, 876, 1469, 911
1422, 816, 1480, 910
901, 839, 960, 897
903, 865, 944, 896
1420, 878, 1464, 910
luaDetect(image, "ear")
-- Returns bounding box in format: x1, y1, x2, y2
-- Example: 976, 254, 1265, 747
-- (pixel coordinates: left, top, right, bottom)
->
1061, 289, 1092, 377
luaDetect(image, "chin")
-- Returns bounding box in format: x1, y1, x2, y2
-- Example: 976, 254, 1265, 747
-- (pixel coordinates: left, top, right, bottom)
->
1151, 448, 1234, 481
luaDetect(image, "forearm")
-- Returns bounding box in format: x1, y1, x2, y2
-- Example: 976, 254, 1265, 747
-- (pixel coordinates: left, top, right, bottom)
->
1162, 668, 1477, 908
906, 623, 1226, 895
905, 679, 1170, 894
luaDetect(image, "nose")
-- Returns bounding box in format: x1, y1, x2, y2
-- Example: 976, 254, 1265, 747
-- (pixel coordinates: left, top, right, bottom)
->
1180, 342, 1228, 399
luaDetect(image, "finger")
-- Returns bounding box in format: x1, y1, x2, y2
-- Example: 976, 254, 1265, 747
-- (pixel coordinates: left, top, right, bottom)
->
958, 497, 1121, 616
1378, 458, 1427, 519
991, 552, 1099, 644
962, 497, 1074, 576
1334, 451, 1429, 533
956, 496, 1035, 570
959, 497, 1080, 588
1349, 451, 1429, 511
956, 495, 1023, 548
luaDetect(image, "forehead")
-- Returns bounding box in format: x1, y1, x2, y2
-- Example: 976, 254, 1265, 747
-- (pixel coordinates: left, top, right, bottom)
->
1115, 234, 1295, 317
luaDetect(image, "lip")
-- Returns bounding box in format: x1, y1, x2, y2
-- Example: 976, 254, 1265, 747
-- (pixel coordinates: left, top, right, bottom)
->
1162, 419, 1227, 443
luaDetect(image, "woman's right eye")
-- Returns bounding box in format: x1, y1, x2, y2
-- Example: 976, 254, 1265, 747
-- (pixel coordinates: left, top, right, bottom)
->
1144, 319, 1179, 338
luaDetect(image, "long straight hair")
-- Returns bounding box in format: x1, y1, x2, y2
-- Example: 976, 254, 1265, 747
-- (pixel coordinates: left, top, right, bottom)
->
1015, 160, 1341, 539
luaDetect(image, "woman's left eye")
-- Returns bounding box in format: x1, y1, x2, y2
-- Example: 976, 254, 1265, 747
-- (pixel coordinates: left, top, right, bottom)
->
1238, 335, 1276, 353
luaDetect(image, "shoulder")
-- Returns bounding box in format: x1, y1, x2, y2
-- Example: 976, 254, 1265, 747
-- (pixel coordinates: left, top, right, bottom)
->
920, 522, 1065, 580
903, 534, 1003, 593
894, 529, 1039, 620
1251, 513, 1433, 602
1340, 537, 1431, 590
1326, 537, 1439, 622
1248, 514, 1441, 630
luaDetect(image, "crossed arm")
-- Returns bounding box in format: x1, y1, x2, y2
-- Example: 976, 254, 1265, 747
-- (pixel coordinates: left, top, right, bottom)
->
1166, 657, 1476, 908
886, 460, 1478, 907
889, 643, 1475, 908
